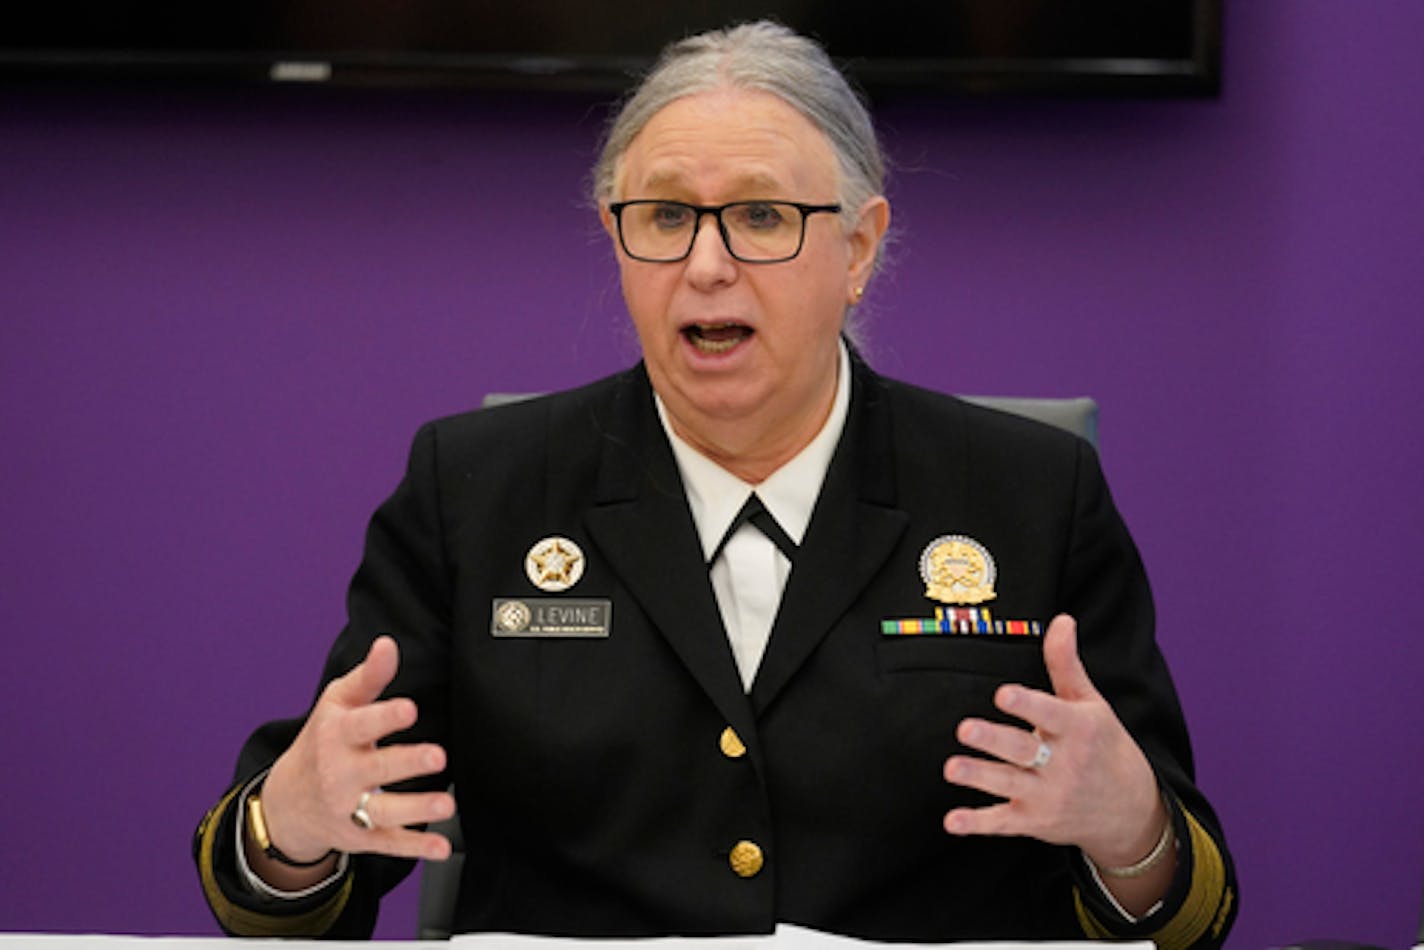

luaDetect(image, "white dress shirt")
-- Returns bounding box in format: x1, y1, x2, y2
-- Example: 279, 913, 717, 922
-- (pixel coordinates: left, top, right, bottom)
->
658, 343, 851, 691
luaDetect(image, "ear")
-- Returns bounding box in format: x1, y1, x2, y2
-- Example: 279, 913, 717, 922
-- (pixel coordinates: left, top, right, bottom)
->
844, 196, 891, 302
598, 202, 617, 242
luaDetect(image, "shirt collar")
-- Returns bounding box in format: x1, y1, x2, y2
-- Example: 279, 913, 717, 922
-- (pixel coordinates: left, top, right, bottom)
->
657, 340, 852, 562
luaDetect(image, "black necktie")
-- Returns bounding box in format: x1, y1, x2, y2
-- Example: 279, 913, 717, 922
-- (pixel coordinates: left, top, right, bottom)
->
709, 493, 798, 566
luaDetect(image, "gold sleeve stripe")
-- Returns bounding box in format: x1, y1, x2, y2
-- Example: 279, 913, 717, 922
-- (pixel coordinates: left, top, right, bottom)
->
1150, 807, 1229, 950
197, 785, 354, 937
1073, 889, 1116, 941
1073, 805, 1230, 950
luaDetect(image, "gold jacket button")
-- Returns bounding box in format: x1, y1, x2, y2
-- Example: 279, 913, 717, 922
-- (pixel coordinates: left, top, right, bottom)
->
729, 840, 764, 878
719, 726, 747, 759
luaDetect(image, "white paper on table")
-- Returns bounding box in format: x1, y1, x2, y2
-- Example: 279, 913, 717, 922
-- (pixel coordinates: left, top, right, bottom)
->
452, 923, 1152, 949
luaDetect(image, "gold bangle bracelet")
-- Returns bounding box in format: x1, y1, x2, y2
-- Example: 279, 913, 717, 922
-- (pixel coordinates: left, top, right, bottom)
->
1092, 811, 1175, 879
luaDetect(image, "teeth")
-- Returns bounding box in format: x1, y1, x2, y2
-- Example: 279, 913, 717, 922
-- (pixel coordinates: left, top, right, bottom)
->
685, 323, 750, 355
691, 334, 741, 354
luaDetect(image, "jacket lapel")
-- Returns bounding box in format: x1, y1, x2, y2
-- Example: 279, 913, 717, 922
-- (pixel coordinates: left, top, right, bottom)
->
750, 357, 909, 714
582, 368, 755, 735
581, 358, 909, 726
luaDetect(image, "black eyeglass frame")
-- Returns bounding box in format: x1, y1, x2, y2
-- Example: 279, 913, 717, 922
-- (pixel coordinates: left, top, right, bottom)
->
608, 199, 843, 264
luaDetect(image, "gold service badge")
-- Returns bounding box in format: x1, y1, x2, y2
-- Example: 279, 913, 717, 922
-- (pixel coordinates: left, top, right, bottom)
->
919, 534, 997, 605
526, 536, 585, 593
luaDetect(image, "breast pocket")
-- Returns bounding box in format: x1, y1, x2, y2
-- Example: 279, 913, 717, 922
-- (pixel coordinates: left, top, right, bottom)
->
871, 635, 1050, 798
876, 635, 1048, 688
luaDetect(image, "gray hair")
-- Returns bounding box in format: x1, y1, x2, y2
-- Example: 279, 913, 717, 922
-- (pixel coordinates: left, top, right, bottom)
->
592, 21, 886, 229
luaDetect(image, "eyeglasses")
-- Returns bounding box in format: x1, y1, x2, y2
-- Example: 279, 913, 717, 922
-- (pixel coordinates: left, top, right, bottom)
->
608, 199, 842, 264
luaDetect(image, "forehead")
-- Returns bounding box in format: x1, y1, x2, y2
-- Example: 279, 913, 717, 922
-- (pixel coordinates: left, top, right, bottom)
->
615, 88, 840, 199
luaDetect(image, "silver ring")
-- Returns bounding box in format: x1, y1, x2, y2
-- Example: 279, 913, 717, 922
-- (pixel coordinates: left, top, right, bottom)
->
1028, 740, 1052, 770
350, 790, 375, 830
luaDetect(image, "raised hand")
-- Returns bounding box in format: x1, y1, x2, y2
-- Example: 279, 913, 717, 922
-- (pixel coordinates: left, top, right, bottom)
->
251, 636, 454, 886
942, 615, 1173, 914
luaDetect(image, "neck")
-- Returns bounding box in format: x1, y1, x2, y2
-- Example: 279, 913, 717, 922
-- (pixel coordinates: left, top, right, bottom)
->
662, 374, 838, 485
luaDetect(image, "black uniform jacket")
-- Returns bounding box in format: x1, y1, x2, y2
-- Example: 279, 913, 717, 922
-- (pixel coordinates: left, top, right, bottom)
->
196, 353, 1236, 947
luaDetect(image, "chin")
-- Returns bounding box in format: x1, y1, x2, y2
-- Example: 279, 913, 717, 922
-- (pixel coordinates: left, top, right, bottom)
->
672, 378, 768, 423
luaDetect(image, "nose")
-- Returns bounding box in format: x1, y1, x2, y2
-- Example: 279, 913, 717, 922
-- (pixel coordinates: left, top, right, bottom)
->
683, 212, 738, 288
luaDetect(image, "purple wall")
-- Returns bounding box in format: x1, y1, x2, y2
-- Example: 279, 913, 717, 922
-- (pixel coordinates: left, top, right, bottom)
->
2, 3, 1421, 945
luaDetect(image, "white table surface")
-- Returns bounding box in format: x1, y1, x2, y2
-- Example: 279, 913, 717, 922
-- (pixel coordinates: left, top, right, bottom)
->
0, 929, 1149, 949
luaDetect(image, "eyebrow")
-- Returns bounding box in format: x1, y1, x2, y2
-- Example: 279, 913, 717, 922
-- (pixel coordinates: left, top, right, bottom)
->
635, 169, 788, 197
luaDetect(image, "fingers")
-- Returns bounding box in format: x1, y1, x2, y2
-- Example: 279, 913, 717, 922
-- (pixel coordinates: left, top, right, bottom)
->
987, 614, 1098, 736
386, 827, 455, 861
943, 614, 1160, 856
992, 682, 1068, 737
944, 718, 1048, 839
1042, 614, 1096, 702
342, 788, 456, 861
358, 788, 456, 834
955, 717, 1043, 770
362, 740, 447, 791
349, 823, 455, 862
342, 696, 419, 748
943, 752, 1037, 804
943, 801, 1020, 837
940, 614, 1090, 843
379, 828, 454, 862
316, 755, 453, 862
325, 635, 401, 709
260, 634, 454, 864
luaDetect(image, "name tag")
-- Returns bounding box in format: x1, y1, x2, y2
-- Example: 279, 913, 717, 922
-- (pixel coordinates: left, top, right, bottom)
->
491, 598, 612, 638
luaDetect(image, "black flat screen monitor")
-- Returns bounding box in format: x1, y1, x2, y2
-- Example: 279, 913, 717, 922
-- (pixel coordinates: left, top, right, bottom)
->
1, 0, 1221, 97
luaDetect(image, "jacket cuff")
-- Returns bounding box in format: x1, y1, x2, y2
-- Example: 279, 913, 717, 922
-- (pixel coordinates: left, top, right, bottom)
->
194, 779, 354, 937
1071, 792, 1236, 950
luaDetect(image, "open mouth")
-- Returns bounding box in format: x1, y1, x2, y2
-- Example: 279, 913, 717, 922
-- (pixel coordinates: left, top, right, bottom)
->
683, 323, 753, 355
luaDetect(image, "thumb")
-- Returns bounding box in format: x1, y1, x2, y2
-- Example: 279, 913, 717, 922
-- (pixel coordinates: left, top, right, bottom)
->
1043, 614, 1097, 701
326, 635, 400, 709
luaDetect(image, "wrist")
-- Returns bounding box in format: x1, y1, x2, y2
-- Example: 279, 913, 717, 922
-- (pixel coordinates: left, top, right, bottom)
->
246, 777, 335, 868
1085, 796, 1175, 879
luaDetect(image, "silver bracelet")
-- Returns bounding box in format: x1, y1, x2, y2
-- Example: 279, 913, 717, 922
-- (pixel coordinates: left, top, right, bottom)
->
1091, 811, 1175, 879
